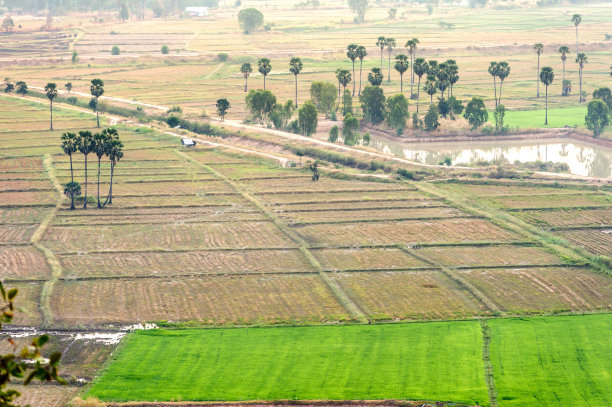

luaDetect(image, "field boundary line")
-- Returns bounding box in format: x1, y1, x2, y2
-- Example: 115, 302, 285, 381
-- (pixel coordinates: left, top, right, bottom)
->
480, 320, 499, 407
398, 244, 501, 315
176, 150, 368, 322
31, 155, 64, 327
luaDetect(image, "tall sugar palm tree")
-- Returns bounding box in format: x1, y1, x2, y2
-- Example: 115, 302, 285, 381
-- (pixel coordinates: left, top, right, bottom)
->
539, 67, 554, 125
534, 43, 544, 98
436, 62, 450, 102
356, 45, 367, 96
103, 129, 123, 206
576, 52, 587, 102
488, 62, 499, 107
61, 132, 78, 210
346, 44, 358, 96
90, 79, 104, 128
335, 68, 352, 109
77, 131, 93, 209
257, 58, 272, 90
289, 57, 303, 107
571, 14, 581, 53
92, 131, 109, 209
413, 57, 428, 113
424, 76, 437, 102
385, 38, 396, 83
558, 46, 569, 93
446, 59, 459, 98
405, 38, 419, 97
367, 67, 383, 86
376, 36, 386, 71
240, 63, 252, 92
497, 61, 510, 106
45, 83, 57, 131
394, 54, 409, 93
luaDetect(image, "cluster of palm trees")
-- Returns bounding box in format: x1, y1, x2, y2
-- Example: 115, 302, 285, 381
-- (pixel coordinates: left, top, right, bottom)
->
61, 128, 123, 210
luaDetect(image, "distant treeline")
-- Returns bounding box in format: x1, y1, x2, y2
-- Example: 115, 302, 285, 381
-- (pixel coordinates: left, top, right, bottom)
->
2, 0, 218, 14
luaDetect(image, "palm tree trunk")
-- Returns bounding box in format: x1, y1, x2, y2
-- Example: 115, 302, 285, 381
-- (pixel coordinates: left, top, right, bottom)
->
410, 54, 414, 97
294, 75, 298, 108
575, 26, 579, 54
493, 76, 497, 108
400, 73, 403, 93
536, 56, 540, 98
337, 81, 341, 110
579, 67, 582, 102
498, 80, 503, 106
49, 100, 53, 131
358, 60, 363, 96
83, 154, 88, 209
263, 75, 266, 91
545, 85, 548, 125
69, 153, 74, 210
244, 75, 248, 92
562, 60, 565, 95
416, 76, 421, 114
352, 61, 356, 96
380, 49, 383, 71
96, 98, 100, 127
104, 161, 114, 206
387, 50, 391, 83
97, 157, 101, 209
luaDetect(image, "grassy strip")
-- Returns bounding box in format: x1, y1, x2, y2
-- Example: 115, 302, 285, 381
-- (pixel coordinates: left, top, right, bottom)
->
480, 320, 498, 407
289, 215, 477, 226
436, 178, 603, 192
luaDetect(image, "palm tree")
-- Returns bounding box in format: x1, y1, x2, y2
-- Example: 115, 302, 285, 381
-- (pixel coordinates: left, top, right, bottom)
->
335, 69, 351, 109
92, 131, 109, 209
61, 132, 78, 210
289, 57, 303, 108
240, 63, 252, 92
103, 129, 122, 206
367, 67, 383, 86
576, 53, 587, 102
446, 59, 459, 98
558, 46, 569, 94
394, 54, 409, 93
45, 83, 57, 131
413, 58, 428, 113
424, 76, 437, 102
497, 62, 510, 106
257, 58, 272, 90
405, 38, 419, 97
77, 131, 93, 209
539, 67, 554, 125
385, 38, 396, 83
90, 79, 104, 128
534, 43, 544, 98
436, 62, 450, 102
376, 36, 386, 71
356, 46, 367, 96
347, 44, 358, 96
65, 82, 72, 93
572, 14, 581, 53
488, 62, 499, 107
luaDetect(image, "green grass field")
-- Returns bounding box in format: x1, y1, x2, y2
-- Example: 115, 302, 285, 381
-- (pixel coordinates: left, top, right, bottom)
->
88, 322, 488, 404
490, 106, 588, 129
489, 315, 612, 406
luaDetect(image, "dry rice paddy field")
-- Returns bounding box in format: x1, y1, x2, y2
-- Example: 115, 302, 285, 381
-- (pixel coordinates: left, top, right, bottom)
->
0, 85, 611, 405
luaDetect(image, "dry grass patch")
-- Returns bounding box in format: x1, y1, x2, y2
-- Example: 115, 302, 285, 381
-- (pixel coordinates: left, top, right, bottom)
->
0, 191, 57, 206
436, 182, 593, 197
555, 229, 612, 257
9, 281, 43, 326
12, 384, 81, 407
0, 180, 53, 192
260, 190, 433, 205
516, 208, 612, 228
0, 207, 50, 224
0, 246, 51, 279
314, 247, 429, 271
416, 245, 564, 267
0, 224, 38, 244
488, 194, 611, 209
280, 206, 466, 224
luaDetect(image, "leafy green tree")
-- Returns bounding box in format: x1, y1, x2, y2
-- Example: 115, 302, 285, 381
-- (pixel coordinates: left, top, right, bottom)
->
534, 43, 543, 97
496, 62, 510, 106
438, 99, 450, 119
448, 96, 464, 116
328, 125, 339, 143
166, 116, 180, 127
494, 104, 506, 132
72, 50, 78, 64
118, 0, 129, 20
65, 82, 72, 93
216, 98, 231, 121
270, 100, 295, 129
413, 57, 428, 113
558, 46, 570, 94
289, 57, 303, 107
572, 14, 581, 53
61, 132, 79, 210
394, 54, 409, 93
310, 81, 337, 118
585, 99, 610, 138
540, 66, 554, 124
342, 89, 353, 116
385, 37, 396, 83
360, 85, 386, 124
103, 129, 122, 206
90, 79, 104, 127
298, 101, 318, 136
342, 113, 360, 145
257, 58, 272, 90
0, 279, 64, 407
593, 87, 612, 109
376, 36, 386, 70
424, 76, 437, 102
335, 68, 351, 109
92, 131, 109, 209
245, 89, 276, 122
405, 38, 419, 97
111, 45, 120, 55
348, 0, 368, 23
356, 45, 367, 96
445, 60, 459, 98
386, 93, 409, 135
45, 83, 57, 131
367, 67, 383, 86
309, 161, 320, 181
77, 131, 94, 209
347, 44, 358, 96
240, 63, 252, 92
4, 82, 14, 93
435, 62, 450, 101
464, 97, 488, 129
2, 16, 14, 32
15, 81, 27, 95
238, 8, 264, 33
388, 8, 397, 20
63, 182, 81, 207
576, 53, 587, 103
424, 104, 439, 131
161, 44, 169, 54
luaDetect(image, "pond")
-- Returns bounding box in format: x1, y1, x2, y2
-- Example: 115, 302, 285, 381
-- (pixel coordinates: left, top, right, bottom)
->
367, 136, 612, 178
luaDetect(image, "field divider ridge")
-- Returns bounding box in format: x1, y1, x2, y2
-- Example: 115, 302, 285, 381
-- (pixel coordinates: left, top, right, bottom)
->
480, 320, 499, 407
176, 150, 368, 322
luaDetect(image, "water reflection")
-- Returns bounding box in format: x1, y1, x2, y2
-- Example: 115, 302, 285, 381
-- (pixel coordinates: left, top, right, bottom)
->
368, 136, 612, 178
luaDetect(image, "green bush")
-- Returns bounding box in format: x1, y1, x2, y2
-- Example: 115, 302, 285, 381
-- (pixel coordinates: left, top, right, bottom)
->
111, 46, 120, 55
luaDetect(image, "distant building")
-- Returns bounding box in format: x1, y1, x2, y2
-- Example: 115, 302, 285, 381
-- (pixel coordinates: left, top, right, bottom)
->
181, 138, 196, 147
185, 7, 209, 17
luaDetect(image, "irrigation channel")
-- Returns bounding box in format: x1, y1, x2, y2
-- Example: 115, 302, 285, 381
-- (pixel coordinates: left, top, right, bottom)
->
367, 136, 612, 178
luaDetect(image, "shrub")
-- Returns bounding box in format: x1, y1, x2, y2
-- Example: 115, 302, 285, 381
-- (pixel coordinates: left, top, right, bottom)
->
397, 168, 415, 179
111, 46, 120, 55
166, 116, 180, 127
328, 125, 339, 143
464, 97, 488, 129
67, 96, 78, 105
217, 53, 229, 62
161, 45, 169, 54
424, 104, 439, 131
